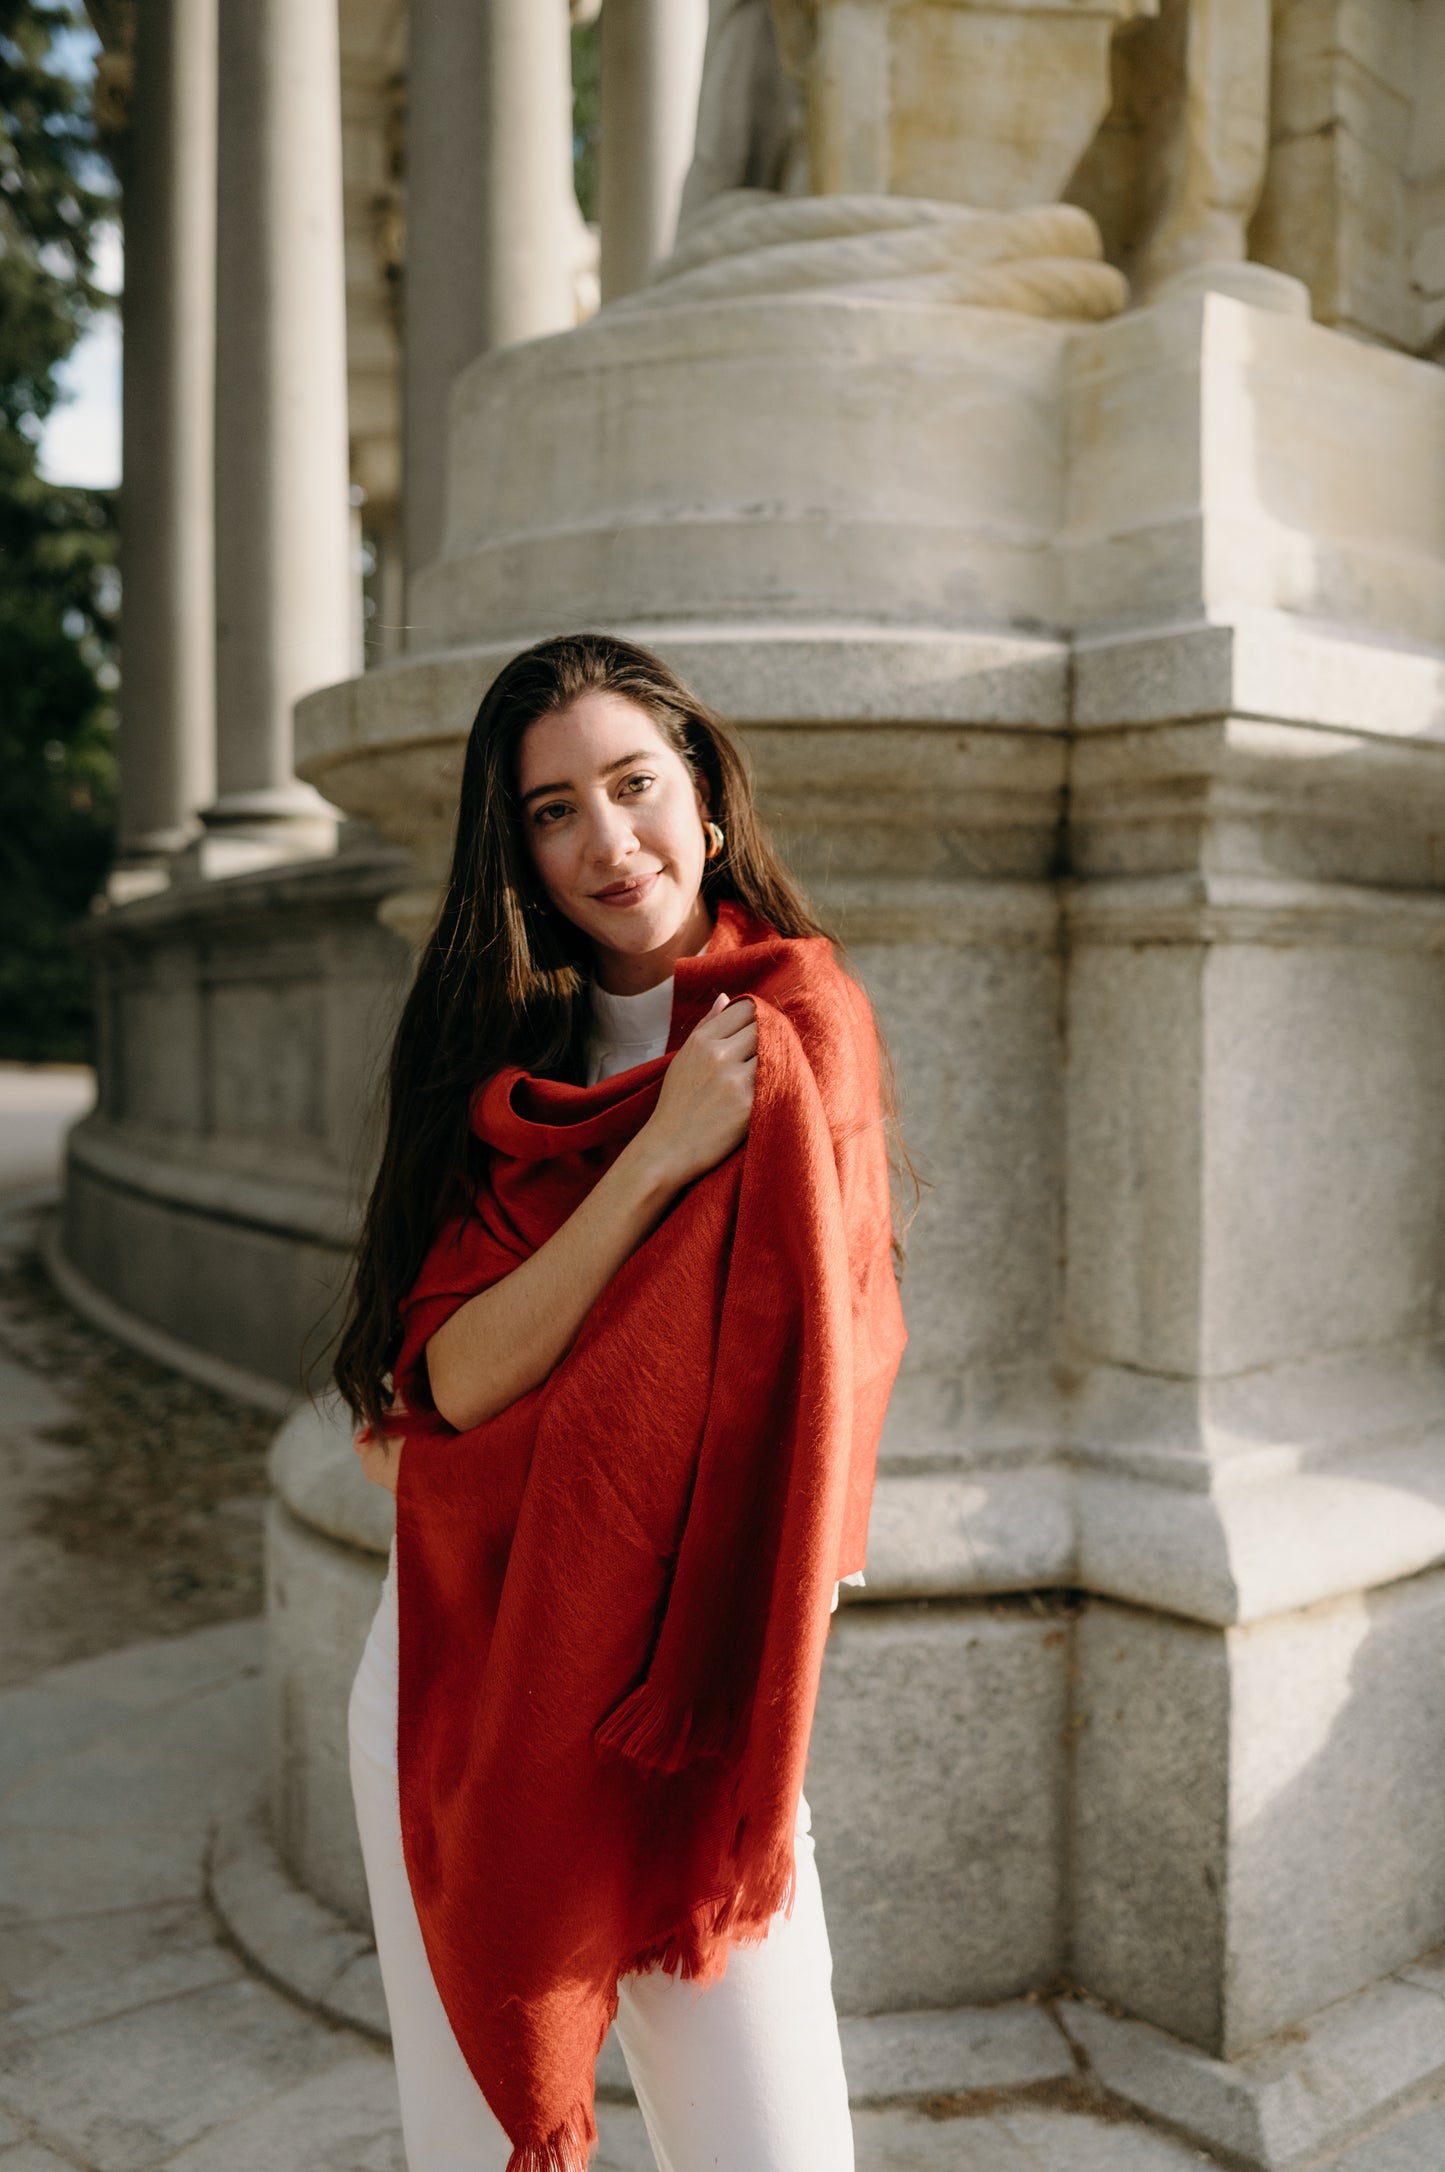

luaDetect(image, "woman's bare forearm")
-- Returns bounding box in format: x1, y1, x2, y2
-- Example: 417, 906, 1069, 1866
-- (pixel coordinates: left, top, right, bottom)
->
424, 1133, 683, 1430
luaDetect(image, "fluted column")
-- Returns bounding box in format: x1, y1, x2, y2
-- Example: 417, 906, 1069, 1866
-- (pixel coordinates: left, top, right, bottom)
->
599, 0, 708, 300
115, 0, 217, 879
207, 0, 349, 859
403, 0, 579, 594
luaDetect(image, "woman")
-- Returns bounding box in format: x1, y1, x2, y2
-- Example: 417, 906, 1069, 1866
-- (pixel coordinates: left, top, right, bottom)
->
336, 632, 907, 2172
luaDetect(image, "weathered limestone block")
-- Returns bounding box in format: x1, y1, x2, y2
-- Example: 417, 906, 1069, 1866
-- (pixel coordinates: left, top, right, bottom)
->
775, 0, 1154, 207
809, 1603, 1071, 2012
1072, 1569, 1445, 2056
1250, 0, 1415, 344
408, 298, 1080, 665
1064, 935, 1445, 1384
1064, 289, 1445, 645
737, 717, 1067, 1464
846, 931, 1063, 1463
1072, 1604, 1230, 2049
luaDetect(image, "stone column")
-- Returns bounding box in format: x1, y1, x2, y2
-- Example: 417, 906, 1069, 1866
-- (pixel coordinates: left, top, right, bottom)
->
482, 0, 578, 349
599, 0, 709, 300
403, 0, 578, 592
115, 0, 217, 882
207, 0, 350, 863
402, 0, 488, 593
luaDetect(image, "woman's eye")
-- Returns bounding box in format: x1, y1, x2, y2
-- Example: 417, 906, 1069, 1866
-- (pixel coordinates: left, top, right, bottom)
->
620, 773, 655, 797
533, 801, 570, 827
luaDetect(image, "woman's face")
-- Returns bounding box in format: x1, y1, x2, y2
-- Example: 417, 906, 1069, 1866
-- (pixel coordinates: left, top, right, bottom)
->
516, 691, 713, 984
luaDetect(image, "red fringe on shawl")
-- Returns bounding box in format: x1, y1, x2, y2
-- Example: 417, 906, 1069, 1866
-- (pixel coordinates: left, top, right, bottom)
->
592, 1677, 738, 1773
504, 2113, 594, 2172
622, 1843, 801, 1984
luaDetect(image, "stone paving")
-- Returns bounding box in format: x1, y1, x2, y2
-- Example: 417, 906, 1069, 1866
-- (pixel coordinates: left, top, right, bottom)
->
0, 1614, 1224, 2171
3, 1075, 1445, 2170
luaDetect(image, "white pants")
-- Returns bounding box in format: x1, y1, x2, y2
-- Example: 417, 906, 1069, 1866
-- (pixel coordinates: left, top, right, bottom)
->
348, 1549, 856, 2172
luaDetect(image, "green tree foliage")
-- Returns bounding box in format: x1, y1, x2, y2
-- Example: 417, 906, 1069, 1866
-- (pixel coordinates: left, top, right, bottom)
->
571, 13, 600, 226
0, 1, 118, 1062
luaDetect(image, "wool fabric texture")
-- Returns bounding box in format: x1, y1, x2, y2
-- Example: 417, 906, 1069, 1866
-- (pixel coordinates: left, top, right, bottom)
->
384, 900, 907, 2171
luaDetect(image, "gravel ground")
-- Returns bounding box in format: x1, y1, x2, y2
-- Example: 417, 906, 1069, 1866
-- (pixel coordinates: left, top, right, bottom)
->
0, 1203, 275, 1685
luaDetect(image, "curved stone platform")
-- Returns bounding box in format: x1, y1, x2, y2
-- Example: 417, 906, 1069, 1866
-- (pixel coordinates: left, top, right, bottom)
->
60, 844, 410, 1399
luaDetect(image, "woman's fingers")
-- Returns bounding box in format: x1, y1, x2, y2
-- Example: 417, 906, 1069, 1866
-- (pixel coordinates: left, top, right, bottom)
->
706, 994, 755, 1039
354, 1422, 403, 1495
720, 1009, 757, 1057
359, 1436, 402, 1494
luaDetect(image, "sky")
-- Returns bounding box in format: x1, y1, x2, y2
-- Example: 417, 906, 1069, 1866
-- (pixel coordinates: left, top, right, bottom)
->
37, 17, 122, 492
39, 221, 122, 490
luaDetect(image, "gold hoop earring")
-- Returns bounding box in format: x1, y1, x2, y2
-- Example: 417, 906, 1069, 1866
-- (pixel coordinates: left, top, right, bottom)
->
704, 821, 725, 861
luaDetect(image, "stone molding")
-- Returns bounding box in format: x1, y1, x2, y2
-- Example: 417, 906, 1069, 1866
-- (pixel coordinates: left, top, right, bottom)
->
43, 1262, 1435, 1631
298, 615, 1445, 780
1074, 1437, 1445, 1629
75, 837, 412, 941
67, 1115, 356, 1250
298, 615, 1445, 907
1073, 615, 1445, 741
810, 878, 1060, 950
296, 624, 1072, 770
1066, 875, 1445, 951
42, 1219, 294, 1417
1059, 1969, 1445, 2171
267, 1377, 1445, 1632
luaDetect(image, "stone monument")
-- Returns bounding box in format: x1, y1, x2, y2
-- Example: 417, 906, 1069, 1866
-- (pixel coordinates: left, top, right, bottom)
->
69, 4, 1445, 2163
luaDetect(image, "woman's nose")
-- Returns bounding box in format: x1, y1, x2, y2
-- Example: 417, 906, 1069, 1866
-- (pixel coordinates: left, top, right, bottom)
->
584, 797, 637, 862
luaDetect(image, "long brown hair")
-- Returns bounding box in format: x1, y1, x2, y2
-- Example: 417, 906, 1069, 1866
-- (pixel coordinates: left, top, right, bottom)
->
334, 630, 851, 1433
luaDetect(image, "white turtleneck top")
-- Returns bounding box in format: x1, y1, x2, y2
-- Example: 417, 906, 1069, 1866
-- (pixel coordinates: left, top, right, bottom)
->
584, 964, 865, 1616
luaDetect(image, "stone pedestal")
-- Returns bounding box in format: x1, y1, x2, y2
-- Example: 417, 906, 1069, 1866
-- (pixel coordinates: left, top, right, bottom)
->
285, 276, 1445, 2163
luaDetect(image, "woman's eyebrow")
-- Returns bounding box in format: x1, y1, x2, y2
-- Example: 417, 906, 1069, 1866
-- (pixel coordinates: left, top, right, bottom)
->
519, 751, 653, 805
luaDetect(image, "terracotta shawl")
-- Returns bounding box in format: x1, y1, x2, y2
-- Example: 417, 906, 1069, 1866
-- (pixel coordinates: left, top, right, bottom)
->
386, 899, 907, 2171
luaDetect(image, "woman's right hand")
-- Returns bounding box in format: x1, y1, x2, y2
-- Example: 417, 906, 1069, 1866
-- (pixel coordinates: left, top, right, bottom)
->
635, 992, 757, 1190
425, 995, 758, 1431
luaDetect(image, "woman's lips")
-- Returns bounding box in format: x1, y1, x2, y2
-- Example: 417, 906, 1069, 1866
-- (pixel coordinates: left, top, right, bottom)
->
591, 871, 660, 908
